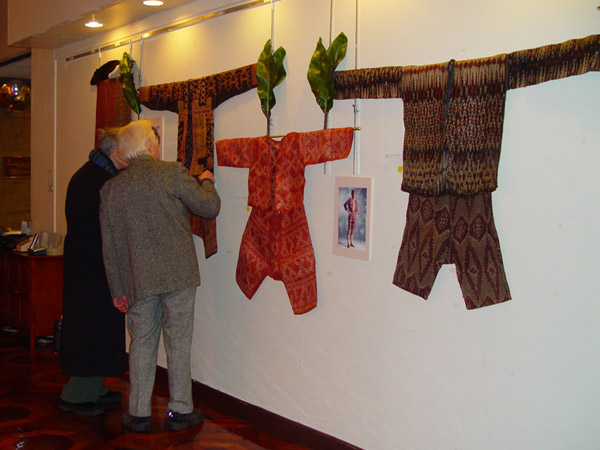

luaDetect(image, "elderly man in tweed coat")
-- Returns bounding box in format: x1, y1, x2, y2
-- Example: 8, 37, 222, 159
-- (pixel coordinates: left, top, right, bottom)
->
99, 119, 220, 433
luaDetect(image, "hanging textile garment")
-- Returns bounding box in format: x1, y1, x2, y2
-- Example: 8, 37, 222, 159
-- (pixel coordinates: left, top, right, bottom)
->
91, 60, 132, 146
333, 34, 600, 309
139, 64, 257, 258
216, 128, 354, 314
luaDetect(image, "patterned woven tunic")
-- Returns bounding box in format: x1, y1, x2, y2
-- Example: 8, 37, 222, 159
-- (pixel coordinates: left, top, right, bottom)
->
216, 128, 354, 314
334, 34, 600, 196
94, 77, 131, 147
333, 35, 599, 308
139, 64, 257, 257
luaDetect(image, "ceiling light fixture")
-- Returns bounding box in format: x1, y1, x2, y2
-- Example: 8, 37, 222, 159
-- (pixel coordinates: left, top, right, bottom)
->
85, 14, 103, 28
143, 0, 164, 6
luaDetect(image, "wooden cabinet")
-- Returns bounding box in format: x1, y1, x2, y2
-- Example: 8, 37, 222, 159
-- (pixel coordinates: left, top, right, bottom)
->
0, 250, 63, 352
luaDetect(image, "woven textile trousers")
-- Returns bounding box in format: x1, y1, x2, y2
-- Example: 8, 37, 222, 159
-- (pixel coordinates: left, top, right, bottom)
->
236, 207, 317, 315
126, 287, 196, 417
393, 193, 511, 309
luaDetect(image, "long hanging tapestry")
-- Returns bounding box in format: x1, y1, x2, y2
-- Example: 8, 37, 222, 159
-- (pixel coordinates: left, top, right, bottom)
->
333, 34, 600, 309
139, 64, 257, 258
91, 60, 131, 146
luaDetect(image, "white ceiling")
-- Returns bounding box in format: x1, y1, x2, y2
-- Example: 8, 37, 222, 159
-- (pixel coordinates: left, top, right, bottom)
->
10, 0, 197, 50
0, 0, 198, 79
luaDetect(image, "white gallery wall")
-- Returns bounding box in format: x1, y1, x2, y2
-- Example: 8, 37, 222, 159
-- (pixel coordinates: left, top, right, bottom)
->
42, 0, 600, 449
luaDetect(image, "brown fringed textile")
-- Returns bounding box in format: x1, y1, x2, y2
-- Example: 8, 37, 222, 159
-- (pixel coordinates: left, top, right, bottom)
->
139, 64, 257, 258
334, 34, 600, 196
95, 78, 132, 147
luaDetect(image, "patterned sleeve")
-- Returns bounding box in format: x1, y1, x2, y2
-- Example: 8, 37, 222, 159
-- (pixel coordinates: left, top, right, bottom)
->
207, 64, 258, 110
216, 137, 256, 168
173, 164, 221, 219
333, 67, 403, 100
139, 81, 185, 112
507, 34, 600, 90
301, 128, 354, 165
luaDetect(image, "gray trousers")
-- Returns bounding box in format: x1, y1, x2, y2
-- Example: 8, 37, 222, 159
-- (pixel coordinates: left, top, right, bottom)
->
126, 287, 196, 417
61, 376, 107, 403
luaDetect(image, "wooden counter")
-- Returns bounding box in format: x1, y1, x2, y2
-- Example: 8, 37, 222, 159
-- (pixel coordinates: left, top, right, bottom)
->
0, 250, 63, 352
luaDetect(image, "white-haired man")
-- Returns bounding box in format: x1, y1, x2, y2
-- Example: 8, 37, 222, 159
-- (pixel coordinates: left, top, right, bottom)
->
100, 119, 220, 432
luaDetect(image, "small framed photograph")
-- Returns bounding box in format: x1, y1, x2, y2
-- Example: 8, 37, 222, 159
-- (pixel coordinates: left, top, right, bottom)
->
147, 116, 164, 160
333, 176, 372, 261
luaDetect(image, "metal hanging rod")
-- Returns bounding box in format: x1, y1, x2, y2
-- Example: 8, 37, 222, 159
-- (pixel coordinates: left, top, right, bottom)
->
268, 127, 361, 139
66, 0, 276, 62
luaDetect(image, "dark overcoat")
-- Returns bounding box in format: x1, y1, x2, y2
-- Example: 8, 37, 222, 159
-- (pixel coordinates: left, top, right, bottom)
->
58, 158, 126, 377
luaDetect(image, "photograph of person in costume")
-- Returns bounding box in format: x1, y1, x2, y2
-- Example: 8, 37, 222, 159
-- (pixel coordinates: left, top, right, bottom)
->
336, 185, 367, 252
344, 190, 359, 248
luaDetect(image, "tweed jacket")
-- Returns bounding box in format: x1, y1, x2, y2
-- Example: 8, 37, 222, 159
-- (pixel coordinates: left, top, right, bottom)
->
333, 34, 600, 196
100, 155, 221, 306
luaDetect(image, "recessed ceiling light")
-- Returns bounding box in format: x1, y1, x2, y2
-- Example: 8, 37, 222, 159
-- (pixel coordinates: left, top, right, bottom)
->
85, 14, 103, 28
143, 0, 164, 6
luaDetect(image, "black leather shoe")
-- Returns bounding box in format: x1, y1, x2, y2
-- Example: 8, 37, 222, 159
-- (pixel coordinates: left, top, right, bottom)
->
121, 412, 151, 433
167, 408, 204, 431
98, 390, 122, 404
59, 399, 104, 416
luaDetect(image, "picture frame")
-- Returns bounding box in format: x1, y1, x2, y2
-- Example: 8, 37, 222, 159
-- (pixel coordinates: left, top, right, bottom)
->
333, 176, 372, 261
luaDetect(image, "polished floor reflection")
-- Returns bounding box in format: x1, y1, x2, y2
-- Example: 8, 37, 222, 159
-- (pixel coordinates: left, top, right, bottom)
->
0, 331, 310, 449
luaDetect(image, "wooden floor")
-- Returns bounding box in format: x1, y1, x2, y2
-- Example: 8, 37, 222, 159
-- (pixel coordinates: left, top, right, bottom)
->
0, 330, 311, 450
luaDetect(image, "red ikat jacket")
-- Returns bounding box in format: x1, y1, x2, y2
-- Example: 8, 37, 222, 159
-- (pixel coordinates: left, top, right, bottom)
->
216, 128, 354, 211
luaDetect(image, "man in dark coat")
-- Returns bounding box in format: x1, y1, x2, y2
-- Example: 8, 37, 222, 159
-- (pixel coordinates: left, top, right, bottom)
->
58, 128, 128, 416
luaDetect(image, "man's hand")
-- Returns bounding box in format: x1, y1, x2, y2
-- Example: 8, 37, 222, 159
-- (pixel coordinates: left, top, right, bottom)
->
197, 170, 215, 184
113, 296, 129, 313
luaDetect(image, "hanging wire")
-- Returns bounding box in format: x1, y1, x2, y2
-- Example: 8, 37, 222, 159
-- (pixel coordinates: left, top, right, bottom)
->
352, 0, 360, 175
139, 36, 144, 91
329, 0, 334, 45
324, 0, 335, 174
268, 0, 275, 136
270, 0, 275, 45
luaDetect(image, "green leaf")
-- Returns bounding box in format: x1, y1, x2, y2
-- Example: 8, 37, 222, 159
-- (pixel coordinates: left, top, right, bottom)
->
307, 32, 348, 116
119, 52, 141, 116
307, 38, 328, 113
327, 32, 348, 70
256, 39, 287, 119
